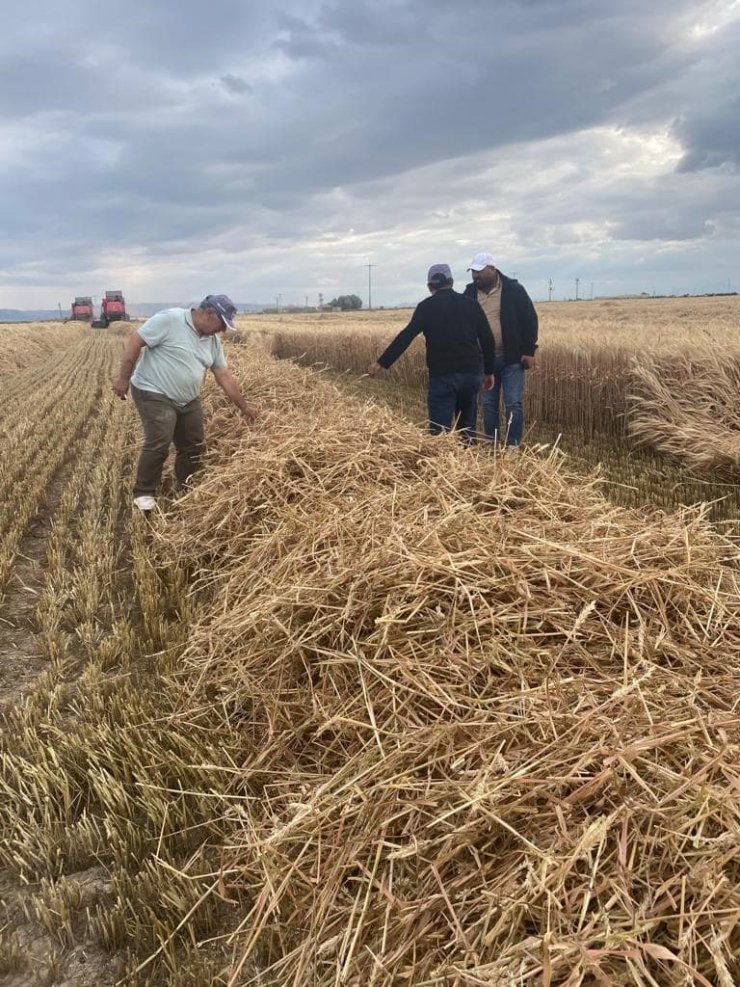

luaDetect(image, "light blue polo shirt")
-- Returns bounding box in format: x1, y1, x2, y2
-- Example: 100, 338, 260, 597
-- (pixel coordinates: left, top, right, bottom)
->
131, 308, 227, 406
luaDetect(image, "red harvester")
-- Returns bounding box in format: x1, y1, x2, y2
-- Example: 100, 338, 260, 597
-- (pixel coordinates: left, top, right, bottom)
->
70, 296, 94, 321
100, 290, 128, 322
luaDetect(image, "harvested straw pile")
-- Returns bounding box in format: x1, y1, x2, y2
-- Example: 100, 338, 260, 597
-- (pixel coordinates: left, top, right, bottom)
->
105, 318, 140, 337
629, 353, 740, 476
1, 320, 87, 375
160, 349, 740, 986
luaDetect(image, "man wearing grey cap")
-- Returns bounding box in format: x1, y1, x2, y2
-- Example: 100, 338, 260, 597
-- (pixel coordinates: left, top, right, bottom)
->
463, 252, 538, 447
112, 294, 260, 512
368, 265, 495, 441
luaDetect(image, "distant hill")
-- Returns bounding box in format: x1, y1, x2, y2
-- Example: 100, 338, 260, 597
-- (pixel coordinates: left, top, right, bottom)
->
0, 309, 62, 322
126, 302, 267, 317
0, 302, 268, 323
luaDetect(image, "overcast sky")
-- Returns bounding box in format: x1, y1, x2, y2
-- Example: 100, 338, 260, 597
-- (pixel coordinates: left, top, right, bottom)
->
1, 0, 739, 308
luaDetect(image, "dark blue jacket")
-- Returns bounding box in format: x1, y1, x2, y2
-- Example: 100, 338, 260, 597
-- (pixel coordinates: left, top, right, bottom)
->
378, 288, 496, 377
463, 273, 538, 365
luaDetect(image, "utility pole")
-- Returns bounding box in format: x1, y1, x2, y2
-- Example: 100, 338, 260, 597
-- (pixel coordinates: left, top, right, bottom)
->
575, 277, 580, 301
366, 263, 375, 311
57, 302, 63, 319
548, 279, 553, 302
318, 292, 324, 310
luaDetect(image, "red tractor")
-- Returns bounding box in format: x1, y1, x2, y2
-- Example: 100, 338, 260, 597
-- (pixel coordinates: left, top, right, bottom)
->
70, 296, 94, 321
100, 290, 129, 322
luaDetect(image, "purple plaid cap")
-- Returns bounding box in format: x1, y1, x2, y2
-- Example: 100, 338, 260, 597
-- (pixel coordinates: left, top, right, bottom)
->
203, 294, 238, 331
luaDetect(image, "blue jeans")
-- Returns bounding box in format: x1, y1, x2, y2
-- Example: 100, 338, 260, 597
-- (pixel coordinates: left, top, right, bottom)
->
481, 356, 524, 446
427, 372, 484, 441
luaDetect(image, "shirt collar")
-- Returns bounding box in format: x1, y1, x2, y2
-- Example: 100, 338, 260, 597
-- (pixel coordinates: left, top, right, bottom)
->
184, 309, 199, 335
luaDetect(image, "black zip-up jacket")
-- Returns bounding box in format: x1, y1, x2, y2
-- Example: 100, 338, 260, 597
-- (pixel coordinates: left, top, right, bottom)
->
463, 273, 538, 365
377, 288, 496, 377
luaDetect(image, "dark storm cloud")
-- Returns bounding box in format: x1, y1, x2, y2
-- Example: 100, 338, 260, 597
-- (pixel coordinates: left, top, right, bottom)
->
269, 0, 688, 164
677, 93, 740, 172
220, 75, 253, 96
669, 18, 740, 173
1, 0, 739, 302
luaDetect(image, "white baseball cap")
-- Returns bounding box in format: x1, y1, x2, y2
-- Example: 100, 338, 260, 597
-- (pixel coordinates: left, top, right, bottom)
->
468, 252, 496, 272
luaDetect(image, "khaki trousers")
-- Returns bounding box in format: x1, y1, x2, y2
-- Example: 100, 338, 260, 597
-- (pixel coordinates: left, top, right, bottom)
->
130, 384, 205, 496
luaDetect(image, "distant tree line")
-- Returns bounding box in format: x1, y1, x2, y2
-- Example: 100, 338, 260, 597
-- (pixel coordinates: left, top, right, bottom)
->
329, 294, 363, 311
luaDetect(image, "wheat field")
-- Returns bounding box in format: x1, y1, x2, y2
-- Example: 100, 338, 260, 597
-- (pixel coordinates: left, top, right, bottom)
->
1, 299, 739, 986
262, 296, 740, 520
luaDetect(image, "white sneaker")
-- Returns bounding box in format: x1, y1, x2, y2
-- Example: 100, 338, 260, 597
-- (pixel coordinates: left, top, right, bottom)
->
133, 495, 156, 512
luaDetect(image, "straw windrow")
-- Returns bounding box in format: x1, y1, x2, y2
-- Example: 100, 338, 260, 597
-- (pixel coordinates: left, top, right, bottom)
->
149, 345, 740, 986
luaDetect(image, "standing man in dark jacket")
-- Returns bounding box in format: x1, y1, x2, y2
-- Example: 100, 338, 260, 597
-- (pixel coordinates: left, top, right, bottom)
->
463, 252, 538, 447
368, 264, 495, 441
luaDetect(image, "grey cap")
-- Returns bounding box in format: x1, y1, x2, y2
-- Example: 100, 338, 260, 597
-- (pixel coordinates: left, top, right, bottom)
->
427, 263, 452, 285
203, 294, 238, 331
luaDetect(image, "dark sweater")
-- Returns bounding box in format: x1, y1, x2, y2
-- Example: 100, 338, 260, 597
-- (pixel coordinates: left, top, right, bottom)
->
463, 273, 538, 364
377, 288, 496, 376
